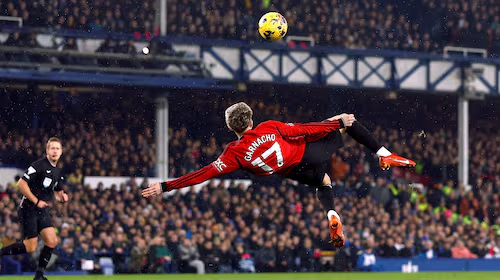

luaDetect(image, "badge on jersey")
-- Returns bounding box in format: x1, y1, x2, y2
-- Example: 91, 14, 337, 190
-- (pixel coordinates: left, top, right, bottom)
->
43, 177, 53, 188
213, 158, 227, 172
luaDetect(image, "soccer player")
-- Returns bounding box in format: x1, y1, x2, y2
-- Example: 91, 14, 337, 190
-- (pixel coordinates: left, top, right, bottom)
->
0, 137, 69, 280
142, 102, 415, 248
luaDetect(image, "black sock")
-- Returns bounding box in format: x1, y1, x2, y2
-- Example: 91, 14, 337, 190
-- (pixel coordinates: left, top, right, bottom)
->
0, 241, 27, 256
316, 184, 335, 213
35, 270, 44, 278
37, 246, 54, 273
346, 121, 382, 154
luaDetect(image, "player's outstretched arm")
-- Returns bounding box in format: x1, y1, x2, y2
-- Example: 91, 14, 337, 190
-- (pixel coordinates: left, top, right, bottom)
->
142, 153, 239, 198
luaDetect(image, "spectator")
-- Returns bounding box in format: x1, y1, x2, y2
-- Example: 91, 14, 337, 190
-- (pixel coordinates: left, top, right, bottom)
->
399, 240, 416, 258
178, 238, 205, 274
128, 238, 148, 273
74, 239, 100, 273
216, 242, 233, 273
357, 246, 379, 272
275, 240, 291, 272
148, 236, 176, 273
235, 245, 256, 273
437, 242, 453, 258
199, 241, 219, 273
297, 238, 316, 272
451, 240, 478, 259
419, 241, 437, 259
379, 238, 399, 257
255, 240, 276, 272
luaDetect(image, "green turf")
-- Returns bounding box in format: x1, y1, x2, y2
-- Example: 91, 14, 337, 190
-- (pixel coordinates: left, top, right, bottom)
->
2, 273, 500, 280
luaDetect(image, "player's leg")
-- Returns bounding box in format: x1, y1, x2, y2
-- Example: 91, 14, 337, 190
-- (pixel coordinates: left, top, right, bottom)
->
284, 161, 345, 248
317, 173, 344, 248
1, 208, 39, 256
285, 137, 346, 248
344, 121, 415, 170
35, 211, 58, 280
0, 238, 37, 255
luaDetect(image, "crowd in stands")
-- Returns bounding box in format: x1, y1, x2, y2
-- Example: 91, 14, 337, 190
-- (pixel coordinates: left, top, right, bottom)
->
168, 0, 500, 55
0, 91, 156, 178
0, 166, 499, 274
2, 0, 499, 56
0, 0, 156, 34
1, 91, 500, 274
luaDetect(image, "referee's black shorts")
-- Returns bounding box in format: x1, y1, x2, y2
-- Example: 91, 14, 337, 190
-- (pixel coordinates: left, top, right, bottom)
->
285, 130, 344, 186
18, 207, 54, 239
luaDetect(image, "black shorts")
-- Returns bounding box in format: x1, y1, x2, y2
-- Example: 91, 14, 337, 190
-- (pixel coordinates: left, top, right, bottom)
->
285, 130, 344, 186
18, 207, 53, 239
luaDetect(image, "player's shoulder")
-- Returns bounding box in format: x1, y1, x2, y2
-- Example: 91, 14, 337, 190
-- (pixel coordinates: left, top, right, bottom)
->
255, 120, 283, 129
31, 157, 48, 168
222, 140, 239, 152
24, 157, 45, 176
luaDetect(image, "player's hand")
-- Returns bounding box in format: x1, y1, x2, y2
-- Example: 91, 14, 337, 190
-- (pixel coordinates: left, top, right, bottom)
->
36, 200, 49, 208
340, 114, 356, 127
328, 113, 356, 127
142, 182, 162, 198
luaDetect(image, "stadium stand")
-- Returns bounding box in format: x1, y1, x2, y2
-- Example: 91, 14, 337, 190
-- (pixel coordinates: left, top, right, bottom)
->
165, 0, 496, 54
0, 0, 156, 34
0, 167, 499, 273
0, 91, 156, 177
1, 0, 498, 55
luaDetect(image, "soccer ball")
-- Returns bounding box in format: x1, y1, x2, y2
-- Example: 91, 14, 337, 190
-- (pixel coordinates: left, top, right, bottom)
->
258, 12, 288, 41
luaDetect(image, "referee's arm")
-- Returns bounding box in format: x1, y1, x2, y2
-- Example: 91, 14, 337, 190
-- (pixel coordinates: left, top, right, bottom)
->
18, 179, 41, 206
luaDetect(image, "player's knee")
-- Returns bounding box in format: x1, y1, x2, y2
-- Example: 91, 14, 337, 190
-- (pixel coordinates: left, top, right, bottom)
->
23, 239, 38, 253
44, 237, 58, 248
322, 174, 332, 185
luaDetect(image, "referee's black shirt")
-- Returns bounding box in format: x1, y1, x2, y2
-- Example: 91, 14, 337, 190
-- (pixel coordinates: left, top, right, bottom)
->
20, 157, 64, 210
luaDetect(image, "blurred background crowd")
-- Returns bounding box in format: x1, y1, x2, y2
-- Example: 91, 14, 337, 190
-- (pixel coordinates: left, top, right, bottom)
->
1, 0, 499, 57
0, 90, 499, 274
0, 0, 156, 34
168, 0, 498, 53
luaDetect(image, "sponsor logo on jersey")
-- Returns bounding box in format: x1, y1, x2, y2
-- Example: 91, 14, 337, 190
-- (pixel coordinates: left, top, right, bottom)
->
244, 134, 276, 161
213, 158, 227, 172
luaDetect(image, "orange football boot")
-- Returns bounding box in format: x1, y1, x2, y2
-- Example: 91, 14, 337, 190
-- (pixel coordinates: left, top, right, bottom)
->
379, 153, 416, 170
329, 215, 345, 249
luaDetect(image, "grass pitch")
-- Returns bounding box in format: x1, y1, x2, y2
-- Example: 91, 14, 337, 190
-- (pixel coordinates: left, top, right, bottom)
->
2, 272, 500, 280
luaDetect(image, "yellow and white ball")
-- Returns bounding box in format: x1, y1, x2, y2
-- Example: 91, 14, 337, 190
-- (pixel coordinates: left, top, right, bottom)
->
258, 12, 288, 41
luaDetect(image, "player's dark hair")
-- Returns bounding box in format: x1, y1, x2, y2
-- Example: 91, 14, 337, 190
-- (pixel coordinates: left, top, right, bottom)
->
225, 102, 253, 133
46, 137, 61, 149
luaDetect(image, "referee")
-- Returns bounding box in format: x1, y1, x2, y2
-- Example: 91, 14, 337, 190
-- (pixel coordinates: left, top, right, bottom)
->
0, 137, 69, 280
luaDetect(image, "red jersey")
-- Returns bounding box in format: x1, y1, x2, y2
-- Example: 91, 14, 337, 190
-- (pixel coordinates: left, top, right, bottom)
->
165, 120, 344, 191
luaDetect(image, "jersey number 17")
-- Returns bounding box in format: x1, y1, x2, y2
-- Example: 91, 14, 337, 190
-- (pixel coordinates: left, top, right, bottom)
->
251, 142, 284, 174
